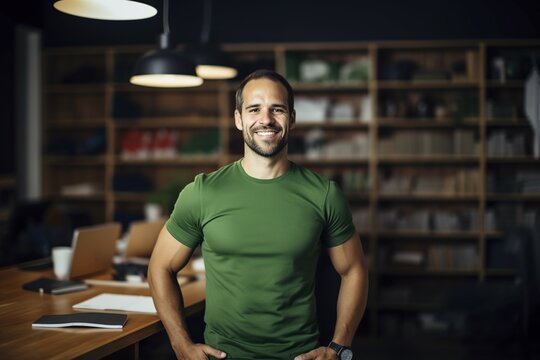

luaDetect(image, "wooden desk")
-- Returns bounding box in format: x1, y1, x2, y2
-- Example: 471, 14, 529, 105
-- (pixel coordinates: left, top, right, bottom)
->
0, 260, 205, 359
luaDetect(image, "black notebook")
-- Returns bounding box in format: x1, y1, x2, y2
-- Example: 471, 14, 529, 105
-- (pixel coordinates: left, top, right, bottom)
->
22, 277, 89, 295
32, 312, 128, 329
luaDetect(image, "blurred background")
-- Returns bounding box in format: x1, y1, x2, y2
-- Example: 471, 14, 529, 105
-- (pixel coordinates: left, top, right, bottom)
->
1, 0, 539, 359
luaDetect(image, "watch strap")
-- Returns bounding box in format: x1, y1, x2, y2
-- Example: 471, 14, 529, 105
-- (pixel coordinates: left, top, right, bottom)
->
328, 341, 348, 356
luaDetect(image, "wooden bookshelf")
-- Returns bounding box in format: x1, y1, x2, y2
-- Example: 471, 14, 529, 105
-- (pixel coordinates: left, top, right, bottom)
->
42, 39, 540, 338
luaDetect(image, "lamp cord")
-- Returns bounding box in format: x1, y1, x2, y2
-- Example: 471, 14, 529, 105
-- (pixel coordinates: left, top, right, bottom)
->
201, 0, 212, 44
163, 0, 170, 34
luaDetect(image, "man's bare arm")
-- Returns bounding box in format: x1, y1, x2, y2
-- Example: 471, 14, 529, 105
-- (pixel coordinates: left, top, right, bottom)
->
327, 232, 368, 347
148, 227, 226, 360
295, 233, 368, 360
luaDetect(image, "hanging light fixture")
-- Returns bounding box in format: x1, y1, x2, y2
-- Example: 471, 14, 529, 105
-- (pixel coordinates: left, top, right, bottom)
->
188, 0, 237, 80
53, 0, 157, 21
130, 0, 203, 88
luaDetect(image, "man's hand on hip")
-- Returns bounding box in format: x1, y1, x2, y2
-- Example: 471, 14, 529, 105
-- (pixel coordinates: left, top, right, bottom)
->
172, 342, 227, 360
294, 346, 337, 360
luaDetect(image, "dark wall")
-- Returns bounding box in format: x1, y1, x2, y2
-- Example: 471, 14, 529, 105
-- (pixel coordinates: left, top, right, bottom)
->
0, 3, 42, 175
40, 0, 540, 47
0, 14, 16, 174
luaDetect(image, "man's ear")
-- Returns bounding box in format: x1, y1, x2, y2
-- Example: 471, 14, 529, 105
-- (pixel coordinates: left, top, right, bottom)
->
234, 110, 243, 131
289, 109, 296, 130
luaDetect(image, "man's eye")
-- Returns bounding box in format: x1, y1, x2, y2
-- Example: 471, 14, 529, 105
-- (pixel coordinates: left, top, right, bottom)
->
248, 108, 259, 113
273, 108, 285, 113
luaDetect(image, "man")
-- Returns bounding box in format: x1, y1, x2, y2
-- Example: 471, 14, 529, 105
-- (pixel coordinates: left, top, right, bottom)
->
148, 70, 368, 360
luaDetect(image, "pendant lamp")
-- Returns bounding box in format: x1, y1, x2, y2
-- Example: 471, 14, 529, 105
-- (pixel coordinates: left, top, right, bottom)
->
130, 0, 203, 88
189, 0, 237, 80
54, 0, 157, 21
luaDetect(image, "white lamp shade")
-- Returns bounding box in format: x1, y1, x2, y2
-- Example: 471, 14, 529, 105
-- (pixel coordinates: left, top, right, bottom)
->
196, 65, 238, 80
130, 74, 204, 88
54, 0, 157, 20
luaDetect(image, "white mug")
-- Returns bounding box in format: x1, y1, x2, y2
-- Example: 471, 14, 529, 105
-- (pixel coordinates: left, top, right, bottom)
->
52, 247, 73, 280
144, 203, 163, 221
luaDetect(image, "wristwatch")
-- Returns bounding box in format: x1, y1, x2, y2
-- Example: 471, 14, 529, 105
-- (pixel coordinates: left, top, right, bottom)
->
328, 341, 353, 360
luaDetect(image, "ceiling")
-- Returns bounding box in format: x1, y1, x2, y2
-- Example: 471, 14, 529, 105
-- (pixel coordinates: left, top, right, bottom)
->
13, 0, 540, 47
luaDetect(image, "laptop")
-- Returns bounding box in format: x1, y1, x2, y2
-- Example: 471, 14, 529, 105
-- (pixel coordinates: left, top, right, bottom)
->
69, 223, 121, 279
123, 218, 166, 258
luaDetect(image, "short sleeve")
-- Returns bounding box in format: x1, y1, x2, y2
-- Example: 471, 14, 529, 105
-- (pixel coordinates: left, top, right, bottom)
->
165, 178, 203, 249
322, 181, 356, 247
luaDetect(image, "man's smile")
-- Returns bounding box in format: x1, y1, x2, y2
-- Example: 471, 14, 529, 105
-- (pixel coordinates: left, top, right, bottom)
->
252, 128, 281, 140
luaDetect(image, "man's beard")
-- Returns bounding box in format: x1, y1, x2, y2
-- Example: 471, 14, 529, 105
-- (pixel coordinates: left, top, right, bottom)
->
243, 126, 288, 158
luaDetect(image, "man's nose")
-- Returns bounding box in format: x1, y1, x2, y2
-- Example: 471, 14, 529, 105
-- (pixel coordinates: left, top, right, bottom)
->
258, 109, 275, 125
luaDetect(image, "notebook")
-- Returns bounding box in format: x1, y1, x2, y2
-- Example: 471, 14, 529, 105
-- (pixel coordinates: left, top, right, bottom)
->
73, 293, 157, 314
22, 277, 89, 295
69, 223, 121, 279
124, 218, 166, 258
32, 312, 127, 329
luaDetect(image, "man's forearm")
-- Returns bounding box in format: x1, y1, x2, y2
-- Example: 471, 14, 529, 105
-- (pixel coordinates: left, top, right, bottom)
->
331, 265, 368, 346
148, 267, 193, 349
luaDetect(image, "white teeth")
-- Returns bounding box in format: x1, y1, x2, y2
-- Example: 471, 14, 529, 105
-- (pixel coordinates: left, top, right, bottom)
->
257, 131, 275, 136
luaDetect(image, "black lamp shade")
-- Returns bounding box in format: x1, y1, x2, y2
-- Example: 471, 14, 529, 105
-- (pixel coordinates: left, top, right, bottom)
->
130, 47, 203, 88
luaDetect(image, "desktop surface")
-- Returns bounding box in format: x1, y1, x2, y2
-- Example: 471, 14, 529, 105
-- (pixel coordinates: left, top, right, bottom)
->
0, 259, 205, 360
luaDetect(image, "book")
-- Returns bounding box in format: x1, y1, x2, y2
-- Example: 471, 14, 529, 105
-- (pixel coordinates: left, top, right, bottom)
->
32, 312, 127, 329
73, 293, 157, 314
22, 277, 89, 295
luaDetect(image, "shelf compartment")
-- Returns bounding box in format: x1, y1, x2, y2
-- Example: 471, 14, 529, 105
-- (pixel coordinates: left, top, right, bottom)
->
378, 269, 479, 277
377, 118, 479, 128
114, 116, 221, 128
345, 192, 371, 201
284, 48, 370, 84
486, 157, 540, 164
288, 156, 370, 165
113, 192, 150, 202
291, 82, 370, 91
486, 194, 540, 202
378, 156, 478, 165
378, 80, 479, 89
45, 92, 106, 120
112, 90, 221, 119
47, 194, 106, 202
44, 155, 107, 166
378, 194, 479, 202
44, 51, 106, 85
485, 119, 531, 127
115, 155, 221, 166
294, 122, 370, 129
377, 231, 482, 240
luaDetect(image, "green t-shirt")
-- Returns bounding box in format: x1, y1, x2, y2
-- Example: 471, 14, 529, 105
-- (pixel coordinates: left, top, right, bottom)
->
166, 160, 355, 359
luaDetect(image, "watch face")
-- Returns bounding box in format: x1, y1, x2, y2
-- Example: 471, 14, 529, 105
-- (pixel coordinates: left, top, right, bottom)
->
340, 348, 353, 360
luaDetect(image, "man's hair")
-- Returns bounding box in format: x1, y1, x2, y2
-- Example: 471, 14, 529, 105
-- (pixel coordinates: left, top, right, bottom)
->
235, 70, 294, 115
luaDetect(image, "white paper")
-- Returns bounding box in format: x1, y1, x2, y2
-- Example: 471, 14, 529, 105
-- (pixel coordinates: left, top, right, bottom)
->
73, 293, 157, 314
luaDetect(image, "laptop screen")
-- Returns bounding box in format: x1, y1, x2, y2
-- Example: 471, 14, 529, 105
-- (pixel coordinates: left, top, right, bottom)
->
69, 223, 121, 279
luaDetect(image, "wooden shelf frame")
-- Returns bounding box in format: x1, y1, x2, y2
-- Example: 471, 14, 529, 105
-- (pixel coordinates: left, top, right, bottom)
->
42, 39, 540, 338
